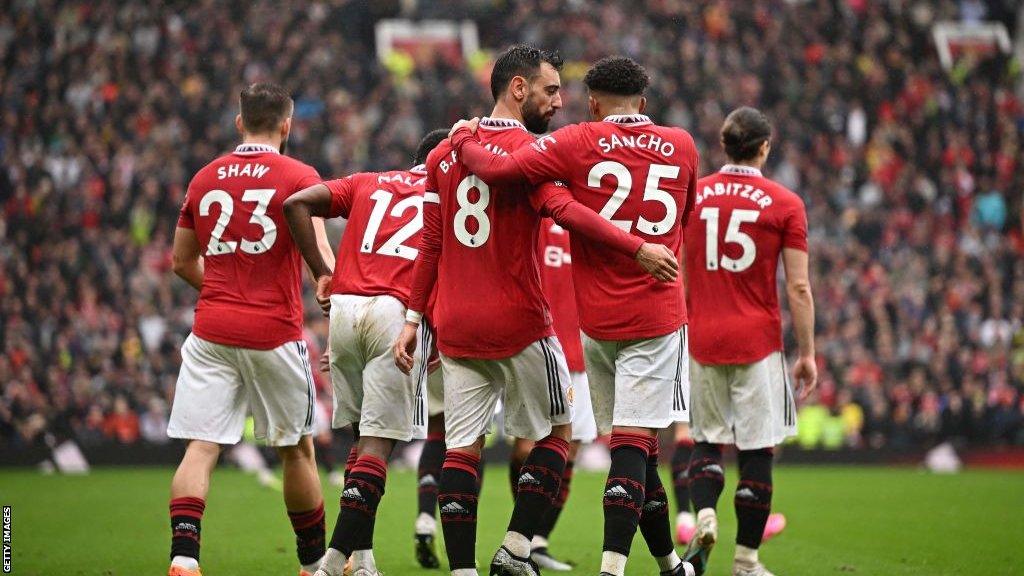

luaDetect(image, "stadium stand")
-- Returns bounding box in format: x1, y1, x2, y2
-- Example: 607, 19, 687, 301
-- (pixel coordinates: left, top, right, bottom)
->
1, 0, 1021, 453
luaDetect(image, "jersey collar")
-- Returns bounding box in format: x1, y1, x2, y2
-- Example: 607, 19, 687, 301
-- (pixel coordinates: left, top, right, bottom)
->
410, 163, 427, 175
603, 114, 653, 126
479, 117, 528, 132
234, 143, 280, 155
720, 164, 763, 177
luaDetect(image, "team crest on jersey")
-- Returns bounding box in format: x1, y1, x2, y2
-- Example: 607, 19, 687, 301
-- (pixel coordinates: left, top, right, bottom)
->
566, 385, 575, 405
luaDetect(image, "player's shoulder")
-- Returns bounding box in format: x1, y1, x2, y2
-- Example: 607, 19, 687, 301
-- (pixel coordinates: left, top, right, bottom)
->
426, 139, 454, 168
759, 177, 804, 208
655, 122, 697, 149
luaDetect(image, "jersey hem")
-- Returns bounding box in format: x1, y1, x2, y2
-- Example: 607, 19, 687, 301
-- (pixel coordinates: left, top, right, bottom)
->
581, 319, 686, 342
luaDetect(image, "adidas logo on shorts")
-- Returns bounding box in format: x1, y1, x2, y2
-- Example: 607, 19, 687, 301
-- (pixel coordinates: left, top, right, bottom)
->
342, 487, 365, 502
440, 502, 467, 514
517, 472, 541, 486
419, 474, 437, 487
604, 485, 630, 499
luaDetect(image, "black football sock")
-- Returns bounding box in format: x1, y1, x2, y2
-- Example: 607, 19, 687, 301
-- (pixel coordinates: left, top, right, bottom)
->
288, 502, 326, 566
689, 442, 725, 513
169, 496, 205, 563
602, 432, 653, 556
735, 448, 773, 549
671, 439, 694, 515
506, 436, 569, 555
329, 454, 387, 555
535, 460, 573, 540
417, 434, 445, 518
639, 446, 675, 561
438, 450, 481, 570
476, 452, 486, 491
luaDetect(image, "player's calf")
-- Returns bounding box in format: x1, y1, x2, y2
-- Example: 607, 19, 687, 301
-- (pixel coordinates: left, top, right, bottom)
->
415, 430, 445, 569
639, 444, 688, 574
733, 449, 773, 573
439, 447, 483, 576
502, 432, 570, 561
600, 430, 655, 576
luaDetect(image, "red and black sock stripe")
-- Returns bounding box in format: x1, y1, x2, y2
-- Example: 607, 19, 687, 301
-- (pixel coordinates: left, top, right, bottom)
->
439, 450, 480, 570
329, 454, 387, 555
639, 444, 674, 558
689, 442, 725, 512
169, 496, 205, 562
735, 448, 773, 549
535, 460, 574, 539
671, 438, 694, 515
417, 434, 445, 518
507, 436, 570, 541
603, 432, 655, 555
288, 502, 326, 566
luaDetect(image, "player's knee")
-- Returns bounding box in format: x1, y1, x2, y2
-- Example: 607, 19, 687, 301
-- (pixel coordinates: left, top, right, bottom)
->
427, 414, 445, 435
357, 436, 396, 460
184, 440, 222, 464
277, 436, 315, 463
549, 423, 572, 443
511, 437, 533, 463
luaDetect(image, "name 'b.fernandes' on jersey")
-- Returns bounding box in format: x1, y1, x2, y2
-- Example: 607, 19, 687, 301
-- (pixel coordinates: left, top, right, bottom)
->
451, 114, 699, 340
177, 143, 320, 349
322, 165, 427, 304
683, 164, 808, 365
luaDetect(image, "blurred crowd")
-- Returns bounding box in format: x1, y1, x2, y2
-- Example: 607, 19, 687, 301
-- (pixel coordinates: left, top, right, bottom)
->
2, 0, 1022, 453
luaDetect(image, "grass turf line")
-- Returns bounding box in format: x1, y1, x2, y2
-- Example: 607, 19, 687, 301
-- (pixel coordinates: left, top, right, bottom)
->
1, 465, 1021, 575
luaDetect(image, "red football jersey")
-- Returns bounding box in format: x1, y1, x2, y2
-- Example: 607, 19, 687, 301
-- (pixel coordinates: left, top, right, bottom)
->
324, 165, 427, 304
507, 114, 699, 340
177, 143, 321, 349
537, 219, 585, 372
408, 117, 556, 359
684, 165, 808, 365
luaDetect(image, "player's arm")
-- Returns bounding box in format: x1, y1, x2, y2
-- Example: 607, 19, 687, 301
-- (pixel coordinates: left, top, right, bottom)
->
283, 184, 335, 313
172, 227, 203, 291
450, 124, 572, 187
394, 162, 443, 374
782, 202, 816, 399
534, 182, 678, 281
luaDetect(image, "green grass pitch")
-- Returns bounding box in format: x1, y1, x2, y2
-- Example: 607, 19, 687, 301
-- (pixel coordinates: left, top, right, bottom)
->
1, 465, 1021, 575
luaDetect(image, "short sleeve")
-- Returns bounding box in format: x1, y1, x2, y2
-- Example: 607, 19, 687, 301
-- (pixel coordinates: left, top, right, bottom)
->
782, 195, 808, 252
324, 175, 360, 219
511, 124, 579, 185
294, 163, 322, 193
177, 184, 195, 228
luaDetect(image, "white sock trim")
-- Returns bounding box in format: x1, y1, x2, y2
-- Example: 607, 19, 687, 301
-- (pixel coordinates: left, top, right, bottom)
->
656, 551, 682, 571
502, 531, 532, 558
171, 555, 199, 570
319, 548, 348, 576
530, 535, 549, 550
451, 569, 479, 576
735, 544, 759, 565
600, 551, 628, 576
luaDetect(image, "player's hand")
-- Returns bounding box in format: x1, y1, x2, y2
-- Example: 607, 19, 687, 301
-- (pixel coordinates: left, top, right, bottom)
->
427, 339, 441, 374
449, 117, 480, 137
635, 242, 679, 282
793, 354, 818, 400
393, 322, 419, 375
319, 351, 330, 373
315, 275, 332, 316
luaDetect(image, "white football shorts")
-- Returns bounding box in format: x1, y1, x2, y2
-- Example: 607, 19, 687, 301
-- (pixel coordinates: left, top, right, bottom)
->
584, 326, 690, 436
689, 351, 797, 450
414, 322, 446, 418
441, 337, 574, 449
167, 334, 316, 447
329, 294, 426, 441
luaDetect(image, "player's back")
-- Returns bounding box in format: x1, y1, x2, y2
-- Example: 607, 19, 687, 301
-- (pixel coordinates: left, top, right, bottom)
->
547, 115, 698, 340
428, 118, 552, 359
180, 144, 320, 349
327, 166, 427, 304
537, 219, 584, 372
684, 165, 808, 365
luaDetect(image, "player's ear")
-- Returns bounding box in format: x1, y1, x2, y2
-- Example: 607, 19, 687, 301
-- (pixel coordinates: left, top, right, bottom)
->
235, 114, 245, 135
761, 139, 771, 160
638, 96, 647, 114
281, 116, 292, 139
588, 95, 599, 120
511, 75, 528, 102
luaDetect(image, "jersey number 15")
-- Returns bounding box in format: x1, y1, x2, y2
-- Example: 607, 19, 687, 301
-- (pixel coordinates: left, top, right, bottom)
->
700, 207, 760, 272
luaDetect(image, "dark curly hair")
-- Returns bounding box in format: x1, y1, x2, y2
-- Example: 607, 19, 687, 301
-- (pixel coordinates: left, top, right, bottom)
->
414, 129, 449, 165
583, 56, 650, 96
721, 107, 772, 162
490, 44, 564, 102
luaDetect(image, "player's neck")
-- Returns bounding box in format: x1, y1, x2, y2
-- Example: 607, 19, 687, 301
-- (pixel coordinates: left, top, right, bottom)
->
240, 133, 282, 150
598, 105, 641, 119
729, 159, 765, 171
489, 101, 525, 125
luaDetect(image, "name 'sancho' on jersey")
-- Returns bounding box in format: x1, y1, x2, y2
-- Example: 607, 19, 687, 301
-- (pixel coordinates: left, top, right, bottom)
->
532, 132, 678, 158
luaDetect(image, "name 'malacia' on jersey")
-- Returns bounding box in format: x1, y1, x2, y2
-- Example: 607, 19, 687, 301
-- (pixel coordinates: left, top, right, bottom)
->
178, 143, 320, 349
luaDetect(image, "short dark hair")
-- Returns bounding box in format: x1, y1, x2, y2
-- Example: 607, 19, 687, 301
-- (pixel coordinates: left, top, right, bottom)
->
721, 107, 772, 162
490, 44, 564, 102
584, 56, 650, 96
414, 129, 449, 165
239, 83, 293, 134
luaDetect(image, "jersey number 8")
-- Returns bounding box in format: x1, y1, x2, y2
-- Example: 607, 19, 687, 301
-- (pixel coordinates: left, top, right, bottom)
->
454, 175, 491, 248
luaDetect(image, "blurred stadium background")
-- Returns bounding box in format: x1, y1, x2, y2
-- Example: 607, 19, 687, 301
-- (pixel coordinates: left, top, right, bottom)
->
3, 1, 1024, 574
